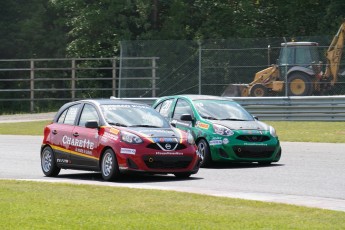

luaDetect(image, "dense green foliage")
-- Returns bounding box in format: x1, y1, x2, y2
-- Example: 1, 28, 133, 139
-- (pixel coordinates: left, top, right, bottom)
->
0, 0, 344, 58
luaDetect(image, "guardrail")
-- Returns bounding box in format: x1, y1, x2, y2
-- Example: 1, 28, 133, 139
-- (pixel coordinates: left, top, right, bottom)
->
125, 96, 345, 121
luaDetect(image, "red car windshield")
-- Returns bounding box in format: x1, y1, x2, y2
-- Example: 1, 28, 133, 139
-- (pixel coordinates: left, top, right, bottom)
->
101, 104, 170, 128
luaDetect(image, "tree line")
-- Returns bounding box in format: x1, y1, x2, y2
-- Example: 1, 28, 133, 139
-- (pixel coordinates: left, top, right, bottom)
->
0, 0, 344, 59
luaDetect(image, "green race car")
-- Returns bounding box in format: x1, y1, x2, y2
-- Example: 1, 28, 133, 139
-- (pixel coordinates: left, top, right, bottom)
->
153, 95, 281, 166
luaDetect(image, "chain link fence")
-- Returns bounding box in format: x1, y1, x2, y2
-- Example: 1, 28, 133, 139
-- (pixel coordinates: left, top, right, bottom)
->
1, 35, 344, 114
120, 35, 345, 97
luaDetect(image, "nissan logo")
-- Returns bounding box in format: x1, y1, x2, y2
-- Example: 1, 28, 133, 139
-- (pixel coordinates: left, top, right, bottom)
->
165, 143, 171, 150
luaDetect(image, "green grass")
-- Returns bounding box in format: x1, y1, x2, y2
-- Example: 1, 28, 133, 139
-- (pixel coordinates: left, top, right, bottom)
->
0, 120, 344, 143
1, 180, 344, 230
266, 121, 345, 143
0, 120, 51, 135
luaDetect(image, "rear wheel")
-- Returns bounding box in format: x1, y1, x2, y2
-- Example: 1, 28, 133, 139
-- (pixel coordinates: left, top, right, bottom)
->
101, 149, 120, 181
197, 139, 211, 167
249, 84, 268, 97
287, 73, 312, 96
41, 146, 60, 177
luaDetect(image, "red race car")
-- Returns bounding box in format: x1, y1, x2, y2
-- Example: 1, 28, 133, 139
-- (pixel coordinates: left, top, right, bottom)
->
41, 99, 201, 181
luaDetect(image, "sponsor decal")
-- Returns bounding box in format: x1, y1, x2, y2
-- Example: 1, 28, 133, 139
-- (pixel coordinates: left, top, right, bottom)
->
120, 148, 136, 155
57, 159, 69, 164
62, 135, 94, 150
75, 148, 92, 155
155, 152, 183, 155
244, 143, 268, 146
141, 129, 176, 135
103, 132, 118, 141
110, 128, 120, 135
152, 137, 178, 143
196, 121, 209, 129
103, 104, 149, 110
209, 140, 222, 145
223, 138, 229, 144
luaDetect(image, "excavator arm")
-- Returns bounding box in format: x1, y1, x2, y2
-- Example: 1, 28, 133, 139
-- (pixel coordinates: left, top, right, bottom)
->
323, 22, 345, 85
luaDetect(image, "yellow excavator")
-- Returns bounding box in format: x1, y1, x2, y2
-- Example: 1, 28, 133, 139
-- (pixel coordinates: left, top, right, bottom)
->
222, 22, 345, 97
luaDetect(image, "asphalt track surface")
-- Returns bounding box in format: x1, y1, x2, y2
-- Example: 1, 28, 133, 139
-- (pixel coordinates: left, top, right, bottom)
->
1, 134, 344, 212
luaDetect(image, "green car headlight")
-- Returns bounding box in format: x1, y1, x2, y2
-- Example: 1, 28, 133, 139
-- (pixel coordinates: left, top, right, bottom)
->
121, 131, 143, 144
213, 124, 234, 136
187, 132, 195, 145
269, 126, 277, 137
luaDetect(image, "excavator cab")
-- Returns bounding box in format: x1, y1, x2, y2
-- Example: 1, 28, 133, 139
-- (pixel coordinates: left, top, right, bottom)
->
278, 42, 321, 78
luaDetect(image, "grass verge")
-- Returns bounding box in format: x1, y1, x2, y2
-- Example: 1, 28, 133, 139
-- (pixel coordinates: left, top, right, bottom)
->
0, 120, 345, 143
1, 180, 344, 230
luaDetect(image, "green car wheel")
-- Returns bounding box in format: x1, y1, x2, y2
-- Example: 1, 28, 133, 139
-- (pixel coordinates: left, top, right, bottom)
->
197, 139, 212, 167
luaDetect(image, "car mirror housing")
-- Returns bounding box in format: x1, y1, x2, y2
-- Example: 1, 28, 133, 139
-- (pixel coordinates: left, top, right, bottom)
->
85, 120, 99, 129
180, 114, 193, 121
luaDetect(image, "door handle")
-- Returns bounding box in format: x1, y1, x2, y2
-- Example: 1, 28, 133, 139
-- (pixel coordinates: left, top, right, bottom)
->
52, 130, 57, 135
73, 132, 79, 137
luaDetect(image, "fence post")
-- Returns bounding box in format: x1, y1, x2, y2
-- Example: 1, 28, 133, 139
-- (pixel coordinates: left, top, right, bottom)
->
152, 58, 156, 97
198, 41, 202, 95
71, 59, 76, 101
112, 58, 116, 97
30, 60, 34, 112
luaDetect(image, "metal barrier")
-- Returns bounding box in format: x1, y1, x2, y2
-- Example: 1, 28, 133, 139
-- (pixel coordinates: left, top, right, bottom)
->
125, 96, 345, 121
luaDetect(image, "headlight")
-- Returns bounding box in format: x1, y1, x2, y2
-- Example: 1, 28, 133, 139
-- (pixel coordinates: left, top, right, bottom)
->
269, 126, 277, 137
213, 124, 234, 136
121, 131, 143, 144
187, 132, 195, 145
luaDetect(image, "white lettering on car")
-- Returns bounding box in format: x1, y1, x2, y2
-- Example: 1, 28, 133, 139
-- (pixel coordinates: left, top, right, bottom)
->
155, 152, 183, 155
120, 148, 136, 155
62, 135, 94, 150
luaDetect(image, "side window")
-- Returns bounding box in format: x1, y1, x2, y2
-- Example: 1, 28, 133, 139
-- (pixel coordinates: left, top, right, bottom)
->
78, 104, 99, 127
173, 99, 192, 120
57, 104, 80, 125
156, 99, 173, 118
57, 110, 67, 124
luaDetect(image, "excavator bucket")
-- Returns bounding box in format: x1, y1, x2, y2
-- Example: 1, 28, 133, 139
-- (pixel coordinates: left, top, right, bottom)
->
221, 84, 249, 97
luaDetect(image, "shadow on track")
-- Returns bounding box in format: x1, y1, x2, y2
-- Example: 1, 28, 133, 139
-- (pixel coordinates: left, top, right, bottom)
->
204, 162, 284, 169
54, 171, 203, 183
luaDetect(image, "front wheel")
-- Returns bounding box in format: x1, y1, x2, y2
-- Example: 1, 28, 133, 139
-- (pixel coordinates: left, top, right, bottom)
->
41, 146, 60, 177
101, 149, 120, 181
249, 84, 268, 97
197, 139, 211, 167
287, 73, 312, 96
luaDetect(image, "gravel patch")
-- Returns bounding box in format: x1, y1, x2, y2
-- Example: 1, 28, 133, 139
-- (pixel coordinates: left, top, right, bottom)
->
0, 112, 55, 123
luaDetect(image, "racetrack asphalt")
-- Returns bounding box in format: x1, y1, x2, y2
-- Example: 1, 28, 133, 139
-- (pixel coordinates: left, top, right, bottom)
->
0, 112, 345, 211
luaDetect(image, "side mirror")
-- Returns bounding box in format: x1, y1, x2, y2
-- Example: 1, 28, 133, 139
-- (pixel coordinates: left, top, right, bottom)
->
253, 116, 259, 120
85, 120, 99, 129
180, 114, 193, 121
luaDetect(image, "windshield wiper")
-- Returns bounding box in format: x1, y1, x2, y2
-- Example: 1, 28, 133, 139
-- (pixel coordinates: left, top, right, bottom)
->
107, 122, 127, 127
201, 116, 218, 120
219, 118, 246, 121
130, 124, 161, 128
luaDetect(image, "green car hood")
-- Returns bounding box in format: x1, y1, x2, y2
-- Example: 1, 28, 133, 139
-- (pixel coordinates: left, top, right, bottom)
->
211, 120, 269, 131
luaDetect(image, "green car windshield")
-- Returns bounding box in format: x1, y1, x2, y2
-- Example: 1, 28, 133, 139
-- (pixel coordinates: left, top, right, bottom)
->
193, 100, 254, 121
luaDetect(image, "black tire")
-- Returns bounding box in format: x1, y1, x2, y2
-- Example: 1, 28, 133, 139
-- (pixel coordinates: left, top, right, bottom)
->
197, 139, 211, 167
174, 172, 192, 178
249, 84, 268, 97
287, 73, 312, 96
101, 149, 120, 181
41, 146, 61, 177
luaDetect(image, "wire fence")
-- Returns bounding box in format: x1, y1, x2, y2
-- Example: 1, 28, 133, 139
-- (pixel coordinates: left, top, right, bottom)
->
1, 35, 344, 113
